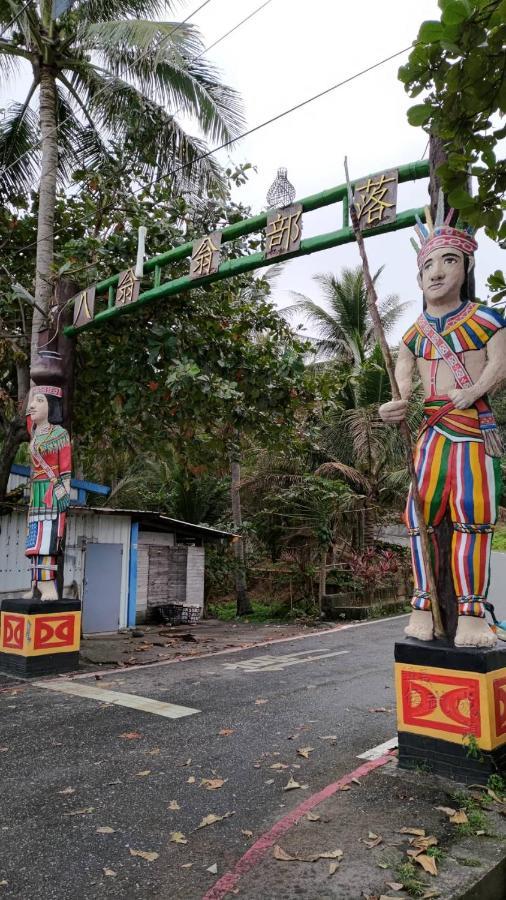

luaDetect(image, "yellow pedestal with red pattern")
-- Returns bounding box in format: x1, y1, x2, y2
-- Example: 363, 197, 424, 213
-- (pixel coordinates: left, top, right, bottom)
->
395, 639, 506, 784
0, 599, 81, 677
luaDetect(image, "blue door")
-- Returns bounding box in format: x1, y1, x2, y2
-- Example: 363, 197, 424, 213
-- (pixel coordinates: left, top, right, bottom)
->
83, 543, 123, 633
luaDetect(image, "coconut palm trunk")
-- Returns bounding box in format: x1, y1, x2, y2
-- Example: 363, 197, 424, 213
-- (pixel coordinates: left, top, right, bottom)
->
32, 63, 58, 363
230, 450, 252, 616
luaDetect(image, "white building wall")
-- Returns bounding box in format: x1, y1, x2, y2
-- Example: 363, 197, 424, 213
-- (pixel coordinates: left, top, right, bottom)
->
0, 509, 131, 627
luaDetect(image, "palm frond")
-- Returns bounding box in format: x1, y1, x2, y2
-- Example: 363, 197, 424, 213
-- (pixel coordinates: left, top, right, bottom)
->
315, 461, 370, 492
0, 93, 39, 200
71, 0, 175, 24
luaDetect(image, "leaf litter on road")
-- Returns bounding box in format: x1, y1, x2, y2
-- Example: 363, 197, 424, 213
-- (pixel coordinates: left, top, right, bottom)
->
200, 778, 226, 790
96, 826, 115, 834
273, 845, 343, 863
218, 728, 234, 736
169, 832, 188, 844
102, 868, 117, 877
64, 807, 94, 816
197, 812, 234, 830
283, 776, 302, 791
119, 732, 142, 740
57, 787, 75, 795
129, 849, 159, 862
297, 747, 314, 759
168, 800, 181, 810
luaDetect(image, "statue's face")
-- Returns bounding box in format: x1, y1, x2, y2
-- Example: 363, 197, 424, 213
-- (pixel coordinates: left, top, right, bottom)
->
28, 392, 49, 425
419, 246, 467, 304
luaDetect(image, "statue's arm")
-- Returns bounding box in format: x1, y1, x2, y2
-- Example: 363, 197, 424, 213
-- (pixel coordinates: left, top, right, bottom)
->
379, 341, 415, 424
449, 328, 506, 409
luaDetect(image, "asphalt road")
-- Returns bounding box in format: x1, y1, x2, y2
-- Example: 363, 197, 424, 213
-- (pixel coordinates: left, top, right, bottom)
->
0, 615, 406, 900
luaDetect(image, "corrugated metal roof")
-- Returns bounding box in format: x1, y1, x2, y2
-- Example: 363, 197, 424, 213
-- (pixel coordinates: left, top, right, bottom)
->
70, 506, 235, 540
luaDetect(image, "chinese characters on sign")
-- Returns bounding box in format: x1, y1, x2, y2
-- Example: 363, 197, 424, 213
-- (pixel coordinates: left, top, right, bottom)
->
353, 169, 398, 229
115, 269, 141, 307
189, 232, 222, 279
265, 203, 303, 258
72, 286, 96, 328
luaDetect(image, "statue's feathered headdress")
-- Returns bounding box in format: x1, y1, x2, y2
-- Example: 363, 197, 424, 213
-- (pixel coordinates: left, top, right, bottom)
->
411, 192, 477, 270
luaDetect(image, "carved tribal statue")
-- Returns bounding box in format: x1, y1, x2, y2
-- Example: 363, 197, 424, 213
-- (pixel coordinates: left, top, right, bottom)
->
24, 386, 71, 601
380, 206, 506, 648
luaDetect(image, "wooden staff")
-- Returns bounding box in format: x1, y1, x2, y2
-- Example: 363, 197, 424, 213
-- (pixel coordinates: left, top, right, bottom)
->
344, 158, 444, 639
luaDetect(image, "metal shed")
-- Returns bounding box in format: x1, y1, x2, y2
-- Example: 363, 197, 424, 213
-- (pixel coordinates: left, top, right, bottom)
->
1, 469, 232, 633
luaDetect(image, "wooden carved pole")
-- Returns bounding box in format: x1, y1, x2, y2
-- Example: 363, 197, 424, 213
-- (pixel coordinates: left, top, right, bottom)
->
344, 159, 445, 639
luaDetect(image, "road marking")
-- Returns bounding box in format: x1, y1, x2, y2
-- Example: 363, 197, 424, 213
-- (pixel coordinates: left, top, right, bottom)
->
33, 680, 200, 719
222, 649, 349, 673
202, 753, 394, 900
358, 736, 398, 760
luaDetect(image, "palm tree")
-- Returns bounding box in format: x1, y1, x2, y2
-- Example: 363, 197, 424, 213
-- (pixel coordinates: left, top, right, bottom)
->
0, 0, 245, 362
284, 266, 409, 370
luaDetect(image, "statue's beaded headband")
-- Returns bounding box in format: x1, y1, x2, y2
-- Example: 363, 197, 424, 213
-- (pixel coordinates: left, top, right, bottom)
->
410, 192, 477, 270
31, 385, 63, 398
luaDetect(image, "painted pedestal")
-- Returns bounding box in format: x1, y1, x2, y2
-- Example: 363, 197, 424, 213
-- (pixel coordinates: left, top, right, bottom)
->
0, 599, 81, 677
395, 638, 506, 784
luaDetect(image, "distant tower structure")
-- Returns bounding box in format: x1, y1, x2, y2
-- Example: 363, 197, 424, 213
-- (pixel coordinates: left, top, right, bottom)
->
266, 167, 296, 209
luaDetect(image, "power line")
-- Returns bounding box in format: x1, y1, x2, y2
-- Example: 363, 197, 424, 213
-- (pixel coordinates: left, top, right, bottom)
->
19, 41, 414, 264
0, 0, 215, 181
0, 0, 34, 40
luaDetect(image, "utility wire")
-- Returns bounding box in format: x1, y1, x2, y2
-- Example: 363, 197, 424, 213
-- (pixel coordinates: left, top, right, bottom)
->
0, 0, 34, 40
0, 0, 215, 181
19, 41, 414, 264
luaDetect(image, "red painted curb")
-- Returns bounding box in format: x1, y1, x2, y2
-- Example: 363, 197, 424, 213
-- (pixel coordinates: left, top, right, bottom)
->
202, 753, 393, 900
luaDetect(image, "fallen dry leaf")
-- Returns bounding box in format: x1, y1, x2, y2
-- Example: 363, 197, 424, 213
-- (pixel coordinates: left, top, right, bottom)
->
134, 770, 151, 777
206, 863, 218, 874
180, 863, 192, 869
168, 800, 181, 810
435, 806, 456, 817
96, 826, 115, 834
411, 835, 438, 852
242, 830, 253, 838
414, 853, 438, 876
57, 787, 75, 795
102, 868, 116, 877
218, 729, 234, 736
179, 758, 192, 767
265, 779, 275, 785
187, 776, 196, 784
487, 789, 503, 803
297, 747, 314, 759
351, 778, 361, 786
362, 832, 383, 849
169, 832, 188, 844
273, 845, 343, 863
399, 827, 425, 836
120, 732, 141, 740
386, 884, 404, 892
255, 699, 268, 705
450, 809, 468, 825
64, 807, 94, 816
305, 811, 320, 822
147, 748, 160, 756
201, 778, 226, 790
328, 862, 339, 875
270, 763, 289, 770
319, 735, 337, 741
338, 784, 351, 791
197, 812, 233, 829
129, 849, 159, 862
283, 776, 302, 791
420, 892, 440, 899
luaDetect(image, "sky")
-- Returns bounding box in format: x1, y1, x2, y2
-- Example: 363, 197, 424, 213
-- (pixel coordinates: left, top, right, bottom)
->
1, 0, 503, 344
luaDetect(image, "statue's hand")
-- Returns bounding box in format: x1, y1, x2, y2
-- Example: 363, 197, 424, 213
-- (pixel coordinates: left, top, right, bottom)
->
448, 387, 476, 410
379, 399, 408, 424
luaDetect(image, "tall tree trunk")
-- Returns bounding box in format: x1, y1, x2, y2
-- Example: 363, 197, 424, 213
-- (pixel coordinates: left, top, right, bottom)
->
230, 450, 252, 616
318, 548, 327, 614
32, 64, 58, 366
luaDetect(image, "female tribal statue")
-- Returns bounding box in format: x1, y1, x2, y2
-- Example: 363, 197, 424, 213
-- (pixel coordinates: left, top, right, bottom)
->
380, 205, 506, 648
24, 385, 72, 601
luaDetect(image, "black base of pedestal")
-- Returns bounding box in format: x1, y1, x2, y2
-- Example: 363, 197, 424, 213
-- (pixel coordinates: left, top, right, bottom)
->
0, 598, 81, 678
398, 730, 506, 785
0, 650, 80, 678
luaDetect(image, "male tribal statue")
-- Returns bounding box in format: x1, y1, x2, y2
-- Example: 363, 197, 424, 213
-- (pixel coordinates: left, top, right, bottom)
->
379, 208, 506, 648
24, 386, 72, 601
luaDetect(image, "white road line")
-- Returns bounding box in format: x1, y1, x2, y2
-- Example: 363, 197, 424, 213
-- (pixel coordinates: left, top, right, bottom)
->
33, 680, 200, 719
357, 737, 398, 760
222, 649, 349, 673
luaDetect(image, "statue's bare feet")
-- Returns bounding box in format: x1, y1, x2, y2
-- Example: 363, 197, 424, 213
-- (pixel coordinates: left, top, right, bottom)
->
405, 609, 434, 641
38, 581, 58, 602
455, 616, 497, 648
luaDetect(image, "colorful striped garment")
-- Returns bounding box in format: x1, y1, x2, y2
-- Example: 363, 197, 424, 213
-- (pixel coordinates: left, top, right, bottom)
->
406, 403, 502, 618
402, 301, 505, 359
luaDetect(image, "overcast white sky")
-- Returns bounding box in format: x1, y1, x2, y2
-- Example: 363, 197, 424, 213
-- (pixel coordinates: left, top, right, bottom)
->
2, 0, 503, 343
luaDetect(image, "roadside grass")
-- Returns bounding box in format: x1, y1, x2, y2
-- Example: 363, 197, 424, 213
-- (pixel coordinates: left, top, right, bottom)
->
492, 525, 506, 551
207, 599, 291, 623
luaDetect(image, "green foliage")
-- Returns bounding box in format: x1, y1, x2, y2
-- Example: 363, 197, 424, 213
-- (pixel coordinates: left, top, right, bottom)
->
394, 861, 426, 898
492, 526, 506, 552
0, 0, 245, 201
207, 598, 288, 622
487, 270, 506, 305
399, 0, 506, 240
463, 732, 485, 761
